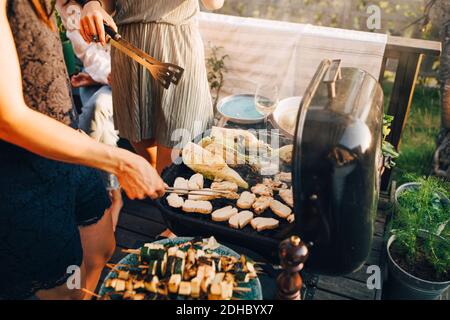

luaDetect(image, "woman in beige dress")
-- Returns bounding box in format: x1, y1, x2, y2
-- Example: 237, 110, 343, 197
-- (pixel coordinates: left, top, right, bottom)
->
79, 0, 224, 173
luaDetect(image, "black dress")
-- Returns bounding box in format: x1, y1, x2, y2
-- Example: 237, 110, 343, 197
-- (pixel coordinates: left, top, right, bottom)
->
0, 0, 110, 299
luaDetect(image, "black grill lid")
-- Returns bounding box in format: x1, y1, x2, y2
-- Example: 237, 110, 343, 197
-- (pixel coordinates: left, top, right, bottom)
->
292, 60, 384, 275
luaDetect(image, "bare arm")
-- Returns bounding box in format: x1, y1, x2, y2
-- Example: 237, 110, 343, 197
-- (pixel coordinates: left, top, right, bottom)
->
0, 1, 164, 199
201, 0, 224, 11
97, 0, 115, 13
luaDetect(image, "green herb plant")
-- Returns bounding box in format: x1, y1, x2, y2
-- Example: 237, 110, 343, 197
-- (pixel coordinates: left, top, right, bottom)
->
391, 175, 450, 278
382, 114, 400, 169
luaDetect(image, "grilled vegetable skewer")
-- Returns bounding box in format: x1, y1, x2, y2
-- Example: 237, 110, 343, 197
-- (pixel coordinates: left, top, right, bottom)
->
102, 239, 258, 300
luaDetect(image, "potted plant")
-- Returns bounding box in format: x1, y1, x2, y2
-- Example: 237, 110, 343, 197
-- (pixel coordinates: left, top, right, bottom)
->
383, 176, 450, 300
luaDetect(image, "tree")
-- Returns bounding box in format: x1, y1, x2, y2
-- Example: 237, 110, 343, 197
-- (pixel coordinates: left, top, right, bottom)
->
433, 1, 450, 180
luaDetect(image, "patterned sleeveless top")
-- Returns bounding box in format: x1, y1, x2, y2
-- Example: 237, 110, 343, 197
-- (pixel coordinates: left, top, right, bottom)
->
6, 0, 76, 126
0, 0, 77, 158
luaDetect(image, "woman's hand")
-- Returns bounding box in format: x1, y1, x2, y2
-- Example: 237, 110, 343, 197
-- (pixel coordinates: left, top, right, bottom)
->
114, 149, 166, 200
80, 1, 117, 45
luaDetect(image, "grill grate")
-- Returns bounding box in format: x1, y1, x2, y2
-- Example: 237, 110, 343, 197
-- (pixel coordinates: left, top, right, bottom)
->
158, 161, 297, 262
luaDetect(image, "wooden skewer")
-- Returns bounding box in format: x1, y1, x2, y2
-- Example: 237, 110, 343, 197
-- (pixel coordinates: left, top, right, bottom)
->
233, 287, 252, 293
167, 187, 230, 193
106, 263, 258, 285
82, 288, 101, 299
106, 263, 121, 273
166, 188, 229, 196
165, 190, 219, 197
122, 249, 141, 255
107, 263, 149, 269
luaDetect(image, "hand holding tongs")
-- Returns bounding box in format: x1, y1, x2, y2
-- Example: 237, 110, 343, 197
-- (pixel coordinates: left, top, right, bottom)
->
103, 25, 184, 89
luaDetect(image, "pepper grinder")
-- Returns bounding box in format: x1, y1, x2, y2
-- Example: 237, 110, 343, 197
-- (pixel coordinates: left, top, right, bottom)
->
276, 235, 309, 300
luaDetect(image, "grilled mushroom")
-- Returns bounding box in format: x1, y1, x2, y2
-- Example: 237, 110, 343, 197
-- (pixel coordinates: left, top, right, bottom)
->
229, 211, 254, 229
211, 181, 239, 192
252, 196, 273, 214
237, 191, 256, 209
270, 200, 292, 219
279, 188, 294, 208
211, 206, 238, 222
250, 217, 280, 231
182, 200, 213, 214
251, 183, 273, 197
167, 193, 184, 208
188, 173, 204, 190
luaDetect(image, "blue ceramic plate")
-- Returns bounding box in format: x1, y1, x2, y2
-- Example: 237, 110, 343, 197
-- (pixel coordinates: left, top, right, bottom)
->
99, 237, 263, 300
217, 94, 265, 124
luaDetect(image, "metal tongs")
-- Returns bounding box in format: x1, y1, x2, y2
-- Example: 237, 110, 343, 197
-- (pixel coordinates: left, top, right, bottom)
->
104, 25, 184, 89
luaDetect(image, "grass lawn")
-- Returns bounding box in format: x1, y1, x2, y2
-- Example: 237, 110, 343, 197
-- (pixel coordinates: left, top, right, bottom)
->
383, 81, 441, 185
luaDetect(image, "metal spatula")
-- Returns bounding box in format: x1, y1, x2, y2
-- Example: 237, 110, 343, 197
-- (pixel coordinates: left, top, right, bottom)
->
104, 25, 184, 89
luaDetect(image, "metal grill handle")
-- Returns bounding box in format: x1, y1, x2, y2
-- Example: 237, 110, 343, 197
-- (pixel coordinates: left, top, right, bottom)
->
323, 59, 342, 99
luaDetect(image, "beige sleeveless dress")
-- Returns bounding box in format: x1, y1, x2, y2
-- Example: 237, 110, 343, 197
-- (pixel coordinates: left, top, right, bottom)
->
112, 0, 213, 147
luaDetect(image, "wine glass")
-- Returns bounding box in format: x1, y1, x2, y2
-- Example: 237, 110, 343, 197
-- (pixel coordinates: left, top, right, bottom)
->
255, 84, 279, 174
255, 84, 279, 127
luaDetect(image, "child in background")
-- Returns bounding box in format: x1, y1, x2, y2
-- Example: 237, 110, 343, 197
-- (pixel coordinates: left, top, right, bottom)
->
56, 0, 123, 230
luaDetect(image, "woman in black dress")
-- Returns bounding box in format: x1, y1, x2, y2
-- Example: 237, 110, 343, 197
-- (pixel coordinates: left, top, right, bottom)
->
0, 0, 165, 299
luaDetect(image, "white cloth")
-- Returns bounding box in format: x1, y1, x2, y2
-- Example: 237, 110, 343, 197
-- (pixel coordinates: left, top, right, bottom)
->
66, 31, 111, 85
56, 0, 111, 85
198, 13, 387, 100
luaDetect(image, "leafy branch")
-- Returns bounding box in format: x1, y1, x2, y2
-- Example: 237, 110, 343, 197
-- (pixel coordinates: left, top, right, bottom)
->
400, 0, 438, 32
206, 45, 229, 115
382, 114, 400, 169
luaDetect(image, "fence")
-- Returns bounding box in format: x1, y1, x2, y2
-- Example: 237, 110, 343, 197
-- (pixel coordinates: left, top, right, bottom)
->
208, 0, 442, 80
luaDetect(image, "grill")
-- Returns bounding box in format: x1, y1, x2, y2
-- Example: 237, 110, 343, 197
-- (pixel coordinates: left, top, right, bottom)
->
158, 158, 295, 262
157, 59, 384, 276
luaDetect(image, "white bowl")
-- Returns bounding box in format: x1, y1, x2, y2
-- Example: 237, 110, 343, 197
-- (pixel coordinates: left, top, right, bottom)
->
271, 96, 302, 138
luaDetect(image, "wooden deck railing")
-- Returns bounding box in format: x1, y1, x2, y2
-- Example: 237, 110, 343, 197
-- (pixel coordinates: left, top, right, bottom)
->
380, 35, 441, 191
